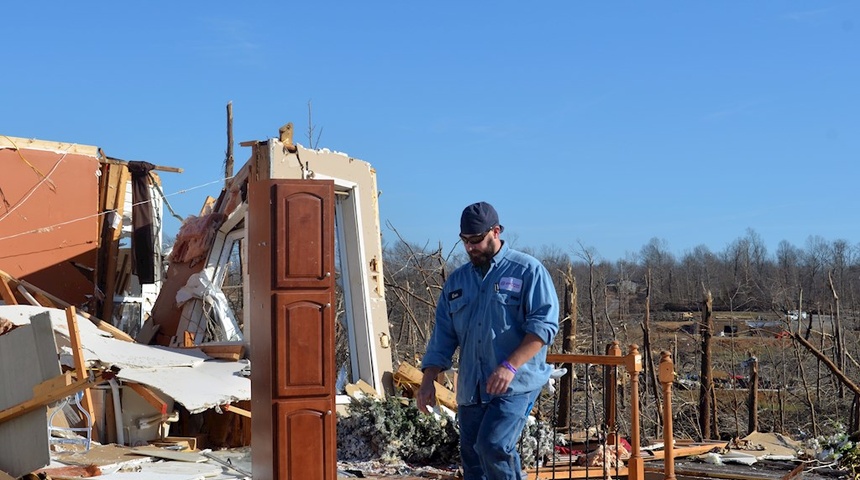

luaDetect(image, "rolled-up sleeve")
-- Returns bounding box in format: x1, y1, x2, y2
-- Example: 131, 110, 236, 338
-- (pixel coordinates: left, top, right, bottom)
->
522, 264, 559, 345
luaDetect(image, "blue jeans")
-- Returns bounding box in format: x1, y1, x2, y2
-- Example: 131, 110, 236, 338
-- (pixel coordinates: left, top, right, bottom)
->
457, 389, 540, 480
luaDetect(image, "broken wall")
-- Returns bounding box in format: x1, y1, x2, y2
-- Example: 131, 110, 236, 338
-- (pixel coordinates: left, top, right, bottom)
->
0, 137, 101, 307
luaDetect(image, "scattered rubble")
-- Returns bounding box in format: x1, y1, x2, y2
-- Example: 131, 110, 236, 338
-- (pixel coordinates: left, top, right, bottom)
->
2, 130, 857, 480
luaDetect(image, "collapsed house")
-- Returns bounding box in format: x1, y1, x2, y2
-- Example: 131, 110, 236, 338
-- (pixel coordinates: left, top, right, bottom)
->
0, 127, 394, 478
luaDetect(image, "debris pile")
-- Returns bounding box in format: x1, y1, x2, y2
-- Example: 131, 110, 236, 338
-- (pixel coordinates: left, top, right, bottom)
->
337, 395, 460, 466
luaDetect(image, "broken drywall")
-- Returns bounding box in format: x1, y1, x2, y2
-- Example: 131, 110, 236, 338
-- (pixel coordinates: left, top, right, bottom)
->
1, 306, 250, 414
0, 313, 61, 476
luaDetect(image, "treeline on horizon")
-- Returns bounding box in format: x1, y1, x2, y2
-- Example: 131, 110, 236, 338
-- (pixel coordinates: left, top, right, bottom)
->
382, 227, 859, 326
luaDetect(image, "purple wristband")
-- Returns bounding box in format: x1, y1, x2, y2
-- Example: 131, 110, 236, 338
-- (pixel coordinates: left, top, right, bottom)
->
501, 361, 517, 374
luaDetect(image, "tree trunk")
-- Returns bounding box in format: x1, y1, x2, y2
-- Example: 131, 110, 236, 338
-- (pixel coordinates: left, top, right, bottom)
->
225, 101, 234, 185
589, 261, 597, 355
699, 288, 714, 440
558, 267, 576, 429
642, 269, 662, 437
793, 340, 818, 437
747, 356, 759, 435
828, 271, 845, 399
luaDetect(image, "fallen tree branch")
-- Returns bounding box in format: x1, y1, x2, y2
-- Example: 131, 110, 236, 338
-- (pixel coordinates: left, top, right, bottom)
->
792, 332, 860, 397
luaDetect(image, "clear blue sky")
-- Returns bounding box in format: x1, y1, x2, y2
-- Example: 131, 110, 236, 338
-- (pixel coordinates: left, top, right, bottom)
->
2, 2, 858, 262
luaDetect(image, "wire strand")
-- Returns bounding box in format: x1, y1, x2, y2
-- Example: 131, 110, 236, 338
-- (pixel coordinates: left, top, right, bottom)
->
0, 148, 70, 222
0, 175, 233, 243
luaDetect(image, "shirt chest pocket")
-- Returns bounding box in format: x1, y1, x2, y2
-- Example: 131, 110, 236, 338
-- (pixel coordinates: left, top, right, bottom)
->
448, 295, 471, 322
495, 292, 523, 315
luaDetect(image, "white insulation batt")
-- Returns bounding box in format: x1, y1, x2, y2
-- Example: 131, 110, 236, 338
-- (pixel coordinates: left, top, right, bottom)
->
0, 305, 251, 414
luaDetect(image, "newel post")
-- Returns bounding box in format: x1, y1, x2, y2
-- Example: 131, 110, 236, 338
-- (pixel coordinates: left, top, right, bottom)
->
658, 351, 676, 480
627, 344, 644, 480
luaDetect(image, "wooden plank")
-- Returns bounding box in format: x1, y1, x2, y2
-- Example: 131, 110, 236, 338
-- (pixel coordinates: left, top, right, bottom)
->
0, 376, 100, 424
126, 383, 168, 415
102, 165, 130, 325
0, 276, 17, 305
101, 157, 184, 173
0, 135, 99, 156
32, 372, 75, 398
223, 404, 251, 418
393, 362, 457, 410
32, 291, 59, 308
66, 306, 98, 441
642, 441, 725, 460
345, 379, 380, 400
198, 195, 217, 216
198, 344, 244, 361
548, 353, 628, 367
150, 436, 197, 451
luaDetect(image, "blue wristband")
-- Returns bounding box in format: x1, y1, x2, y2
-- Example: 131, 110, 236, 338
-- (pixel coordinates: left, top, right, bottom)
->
501, 361, 517, 374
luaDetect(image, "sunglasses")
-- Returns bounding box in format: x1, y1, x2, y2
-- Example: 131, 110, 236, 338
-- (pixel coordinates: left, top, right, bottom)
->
460, 229, 493, 245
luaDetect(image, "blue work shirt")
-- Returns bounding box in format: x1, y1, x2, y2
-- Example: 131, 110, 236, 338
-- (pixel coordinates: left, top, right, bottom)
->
421, 241, 559, 406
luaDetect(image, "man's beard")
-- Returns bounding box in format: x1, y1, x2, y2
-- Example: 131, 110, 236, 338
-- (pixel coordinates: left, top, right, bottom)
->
468, 243, 495, 267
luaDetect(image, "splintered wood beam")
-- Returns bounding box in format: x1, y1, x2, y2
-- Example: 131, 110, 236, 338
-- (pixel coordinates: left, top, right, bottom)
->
32, 372, 75, 399
223, 404, 251, 418
32, 291, 58, 308
126, 383, 168, 415
0, 276, 17, 305
102, 164, 130, 325
0, 373, 106, 424
65, 307, 98, 441
101, 157, 183, 173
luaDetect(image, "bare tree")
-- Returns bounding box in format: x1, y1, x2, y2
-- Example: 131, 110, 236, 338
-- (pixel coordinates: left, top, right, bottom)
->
575, 242, 599, 354
699, 288, 714, 440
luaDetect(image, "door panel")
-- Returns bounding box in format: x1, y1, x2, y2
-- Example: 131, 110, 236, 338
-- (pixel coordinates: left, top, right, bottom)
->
274, 291, 333, 398
273, 183, 334, 290
275, 398, 335, 480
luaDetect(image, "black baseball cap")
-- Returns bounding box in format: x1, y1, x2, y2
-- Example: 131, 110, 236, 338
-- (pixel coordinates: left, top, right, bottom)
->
460, 201, 504, 236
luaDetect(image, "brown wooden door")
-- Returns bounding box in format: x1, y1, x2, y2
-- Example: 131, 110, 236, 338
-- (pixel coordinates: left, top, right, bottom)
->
250, 179, 336, 480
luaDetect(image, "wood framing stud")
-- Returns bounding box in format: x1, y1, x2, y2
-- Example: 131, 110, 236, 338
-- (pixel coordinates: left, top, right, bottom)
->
65, 306, 98, 441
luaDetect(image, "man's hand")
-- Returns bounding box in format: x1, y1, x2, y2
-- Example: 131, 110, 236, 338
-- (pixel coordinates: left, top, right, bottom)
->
416, 382, 437, 414
416, 366, 442, 414
486, 364, 515, 395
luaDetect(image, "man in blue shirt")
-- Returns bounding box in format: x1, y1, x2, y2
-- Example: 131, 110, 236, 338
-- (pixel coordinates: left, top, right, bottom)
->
417, 201, 559, 480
